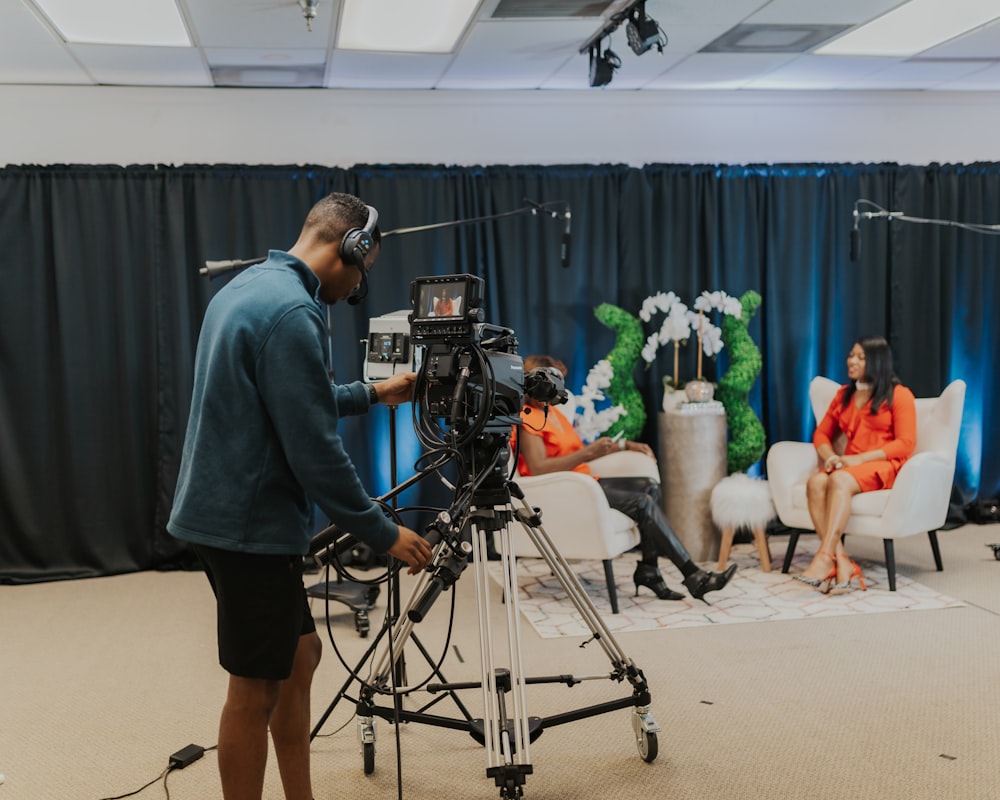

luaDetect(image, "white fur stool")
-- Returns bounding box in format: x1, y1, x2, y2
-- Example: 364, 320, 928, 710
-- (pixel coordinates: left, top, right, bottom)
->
710, 473, 776, 572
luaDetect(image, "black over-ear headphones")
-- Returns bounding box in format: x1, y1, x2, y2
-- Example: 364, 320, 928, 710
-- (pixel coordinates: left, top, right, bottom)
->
342, 204, 378, 306
340, 205, 378, 270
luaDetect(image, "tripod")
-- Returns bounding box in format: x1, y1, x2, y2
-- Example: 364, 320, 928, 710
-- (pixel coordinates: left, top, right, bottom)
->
310, 433, 660, 799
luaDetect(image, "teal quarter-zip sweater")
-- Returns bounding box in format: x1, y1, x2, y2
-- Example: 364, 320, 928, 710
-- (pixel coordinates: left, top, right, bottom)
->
167, 250, 397, 555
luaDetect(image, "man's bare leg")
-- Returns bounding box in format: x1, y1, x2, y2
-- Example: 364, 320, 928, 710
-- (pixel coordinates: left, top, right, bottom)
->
218, 675, 281, 799
271, 632, 322, 800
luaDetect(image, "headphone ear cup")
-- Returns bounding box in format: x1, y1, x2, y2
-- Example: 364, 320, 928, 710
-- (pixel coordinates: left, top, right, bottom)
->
339, 228, 371, 270
339, 204, 378, 270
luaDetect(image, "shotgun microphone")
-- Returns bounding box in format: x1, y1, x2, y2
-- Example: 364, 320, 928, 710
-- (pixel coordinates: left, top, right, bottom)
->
849, 208, 860, 262
560, 210, 572, 269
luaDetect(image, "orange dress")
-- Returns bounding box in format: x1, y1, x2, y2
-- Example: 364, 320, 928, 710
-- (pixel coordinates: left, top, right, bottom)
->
813, 384, 917, 492
513, 406, 592, 477
434, 297, 454, 316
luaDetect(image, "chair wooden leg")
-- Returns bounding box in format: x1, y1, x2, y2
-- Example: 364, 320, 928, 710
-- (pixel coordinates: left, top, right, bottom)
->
602, 559, 620, 614
883, 539, 897, 591
717, 526, 736, 571
781, 530, 801, 573
928, 530, 944, 571
752, 527, 771, 572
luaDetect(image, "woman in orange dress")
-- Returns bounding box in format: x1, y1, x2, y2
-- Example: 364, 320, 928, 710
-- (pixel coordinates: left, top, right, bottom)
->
795, 336, 917, 593
433, 288, 454, 317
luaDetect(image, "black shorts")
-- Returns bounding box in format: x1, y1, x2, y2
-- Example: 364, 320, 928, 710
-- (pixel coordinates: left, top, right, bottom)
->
192, 543, 316, 681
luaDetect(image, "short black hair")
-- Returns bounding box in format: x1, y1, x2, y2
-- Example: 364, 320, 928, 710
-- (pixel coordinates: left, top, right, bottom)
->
304, 192, 371, 245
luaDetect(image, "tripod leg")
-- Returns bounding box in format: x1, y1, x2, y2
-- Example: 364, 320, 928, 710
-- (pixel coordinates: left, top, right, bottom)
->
470, 515, 533, 795
510, 490, 662, 760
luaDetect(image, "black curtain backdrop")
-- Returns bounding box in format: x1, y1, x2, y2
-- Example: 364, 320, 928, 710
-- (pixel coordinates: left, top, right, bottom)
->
1, 162, 995, 583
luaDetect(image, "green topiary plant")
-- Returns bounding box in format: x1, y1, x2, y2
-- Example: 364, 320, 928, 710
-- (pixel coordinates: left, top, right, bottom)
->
716, 290, 765, 473
593, 303, 646, 441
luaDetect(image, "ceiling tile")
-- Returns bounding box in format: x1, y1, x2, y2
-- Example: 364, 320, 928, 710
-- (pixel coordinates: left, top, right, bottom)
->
68, 44, 212, 86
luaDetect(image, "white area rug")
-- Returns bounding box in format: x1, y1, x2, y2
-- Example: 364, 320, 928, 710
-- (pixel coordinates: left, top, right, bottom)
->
491, 538, 964, 639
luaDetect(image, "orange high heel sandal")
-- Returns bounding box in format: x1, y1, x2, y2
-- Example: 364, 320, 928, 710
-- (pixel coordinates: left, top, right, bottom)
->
831, 555, 867, 594
793, 550, 837, 593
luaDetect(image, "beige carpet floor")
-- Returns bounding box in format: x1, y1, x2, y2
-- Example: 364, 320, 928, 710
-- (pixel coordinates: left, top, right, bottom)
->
2, 524, 1000, 800
495, 537, 965, 638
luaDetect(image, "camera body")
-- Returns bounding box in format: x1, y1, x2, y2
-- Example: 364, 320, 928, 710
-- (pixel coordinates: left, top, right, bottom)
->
408, 274, 566, 434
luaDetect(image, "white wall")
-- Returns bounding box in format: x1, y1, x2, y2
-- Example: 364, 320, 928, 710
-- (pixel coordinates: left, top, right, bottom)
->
3, 85, 1000, 167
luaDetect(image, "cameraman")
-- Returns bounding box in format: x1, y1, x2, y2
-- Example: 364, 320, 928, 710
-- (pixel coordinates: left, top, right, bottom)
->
515, 354, 736, 604
167, 193, 432, 800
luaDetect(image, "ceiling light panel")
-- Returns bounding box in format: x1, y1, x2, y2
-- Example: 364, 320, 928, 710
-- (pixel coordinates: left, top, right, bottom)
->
338, 0, 481, 53
30, 0, 190, 46
701, 24, 849, 54
491, 0, 609, 18
817, 0, 1000, 57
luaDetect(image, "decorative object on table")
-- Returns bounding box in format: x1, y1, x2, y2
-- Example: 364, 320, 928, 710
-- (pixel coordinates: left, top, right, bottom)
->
581, 289, 761, 443
590, 303, 646, 441
716, 290, 765, 474
638, 290, 737, 410
639, 291, 692, 399
684, 379, 715, 403
711, 472, 776, 571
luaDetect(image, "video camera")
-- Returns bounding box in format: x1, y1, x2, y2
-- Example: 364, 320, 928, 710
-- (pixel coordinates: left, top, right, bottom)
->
408, 274, 566, 439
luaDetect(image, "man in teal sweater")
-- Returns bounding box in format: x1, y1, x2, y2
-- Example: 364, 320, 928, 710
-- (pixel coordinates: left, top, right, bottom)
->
168, 192, 431, 800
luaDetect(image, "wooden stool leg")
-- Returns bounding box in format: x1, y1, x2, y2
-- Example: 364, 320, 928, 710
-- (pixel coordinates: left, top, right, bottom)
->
717, 526, 736, 572
752, 526, 771, 572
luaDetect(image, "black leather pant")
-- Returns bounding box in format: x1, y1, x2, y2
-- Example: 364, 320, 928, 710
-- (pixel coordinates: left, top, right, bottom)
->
598, 478, 695, 573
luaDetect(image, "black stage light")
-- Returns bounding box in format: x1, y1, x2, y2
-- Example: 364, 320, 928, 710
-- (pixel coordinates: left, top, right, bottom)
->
626, 3, 666, 55
589, 44, 621, 87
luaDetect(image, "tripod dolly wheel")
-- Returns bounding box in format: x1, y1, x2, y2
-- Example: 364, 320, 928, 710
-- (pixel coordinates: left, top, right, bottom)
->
636, 729, 658, 762
632, 706, 660, 763
362, 742, 375, 774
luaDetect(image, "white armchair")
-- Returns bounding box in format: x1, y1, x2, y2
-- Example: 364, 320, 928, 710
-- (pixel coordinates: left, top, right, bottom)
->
510, 451, 659, 613
767, 376, 966, 590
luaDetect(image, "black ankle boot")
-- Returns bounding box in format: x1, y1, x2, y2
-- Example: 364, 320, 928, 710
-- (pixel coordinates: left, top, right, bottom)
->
633, 563, 685, 601
682, 564, 738, 605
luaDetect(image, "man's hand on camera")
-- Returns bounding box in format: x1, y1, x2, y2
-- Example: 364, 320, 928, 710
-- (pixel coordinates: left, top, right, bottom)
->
374, 372, 418, 407
388, 525, 433, 575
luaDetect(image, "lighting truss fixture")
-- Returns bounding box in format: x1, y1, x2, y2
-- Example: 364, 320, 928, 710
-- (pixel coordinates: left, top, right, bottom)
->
625, 1, 666, 55
579, 0, 665, 86
588, 40, 621, 87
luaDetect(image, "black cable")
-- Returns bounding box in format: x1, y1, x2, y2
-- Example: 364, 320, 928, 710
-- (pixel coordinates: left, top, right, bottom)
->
98, 745, 218, 800
97, 766, 172, 800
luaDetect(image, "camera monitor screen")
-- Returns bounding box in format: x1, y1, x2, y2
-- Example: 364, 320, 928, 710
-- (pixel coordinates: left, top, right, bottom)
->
415, 278, 468, 320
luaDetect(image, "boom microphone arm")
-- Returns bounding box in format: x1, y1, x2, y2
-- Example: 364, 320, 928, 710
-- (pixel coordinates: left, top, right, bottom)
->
200, 200, 572, 278
200, 256, 267, 278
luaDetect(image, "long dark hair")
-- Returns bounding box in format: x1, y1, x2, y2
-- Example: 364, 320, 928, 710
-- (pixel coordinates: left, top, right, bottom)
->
842, 335, 900, 414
